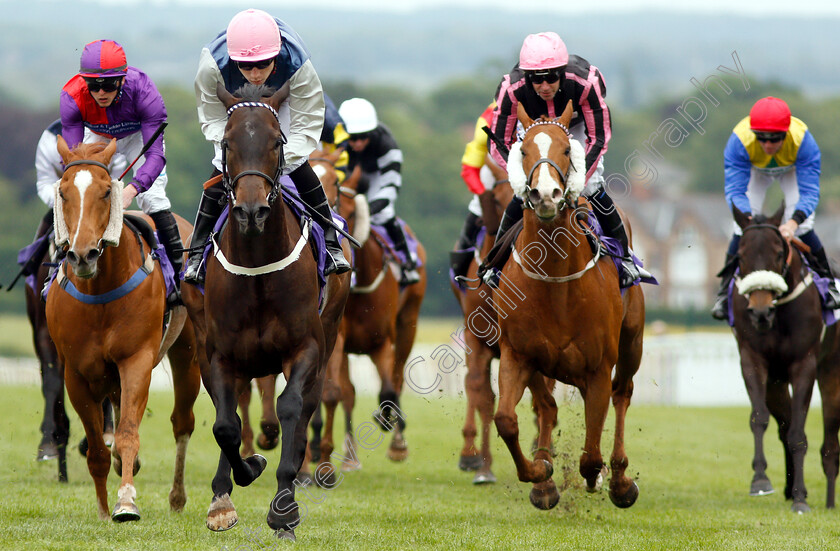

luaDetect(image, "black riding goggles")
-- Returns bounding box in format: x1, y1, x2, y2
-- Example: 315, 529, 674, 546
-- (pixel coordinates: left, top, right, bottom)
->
236, 58, 274, 71
753, 131, 786, 143
348, 132, 371, 142
526, 69, 563, 85
84, 77, 122, 93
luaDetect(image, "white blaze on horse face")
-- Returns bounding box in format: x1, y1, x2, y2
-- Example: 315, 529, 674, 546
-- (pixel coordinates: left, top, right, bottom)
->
71, 170, 94, 250
532, 131, 562, 201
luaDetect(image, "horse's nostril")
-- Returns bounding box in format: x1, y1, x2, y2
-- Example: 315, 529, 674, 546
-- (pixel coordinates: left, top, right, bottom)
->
85, 250, 100, 264
255, 206, 271, 223
529, 189, 541, 204
552, 189, 563, 201
66, 251, 78, 264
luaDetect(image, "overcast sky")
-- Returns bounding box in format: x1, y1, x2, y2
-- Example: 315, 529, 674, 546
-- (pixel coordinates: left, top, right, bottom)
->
118, 0, 840, 16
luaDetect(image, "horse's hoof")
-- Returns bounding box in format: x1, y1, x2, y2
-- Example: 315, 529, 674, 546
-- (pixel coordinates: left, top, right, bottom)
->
341, 459, 362, 472
387, 446, 409, 462
296, 472, 313, 486
206, 494, 238, 531
169, 486, 187, 512
37, 444, 59, 461
275, 529, 296, 541
609, 480, 640, 509
458, 454, 482, 472
473, 471, 496, 485
586, 466, 608, 493
257, 434, 279, 451
111, 503, 141, 522
315, 465, 337, 488
791, 501, 811, 514
750, 477, 774, 497
103, 432, 115, 448
529, 480, 560, 510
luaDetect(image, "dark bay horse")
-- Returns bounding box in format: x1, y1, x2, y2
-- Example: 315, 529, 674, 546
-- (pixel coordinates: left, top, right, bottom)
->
323, 166, 427, 463
45, 138, 201, 521
730, 204, 840, 512
181, 84, 350, 540
449, 164, 513, 484
492, 102, 645, 510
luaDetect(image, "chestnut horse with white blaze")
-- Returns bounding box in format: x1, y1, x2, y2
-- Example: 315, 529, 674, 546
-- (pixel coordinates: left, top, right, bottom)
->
492, 101, 644, 510
46, 138, 201, 521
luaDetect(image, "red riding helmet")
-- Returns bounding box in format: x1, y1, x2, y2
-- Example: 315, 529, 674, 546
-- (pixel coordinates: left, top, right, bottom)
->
749, 97, 791, 133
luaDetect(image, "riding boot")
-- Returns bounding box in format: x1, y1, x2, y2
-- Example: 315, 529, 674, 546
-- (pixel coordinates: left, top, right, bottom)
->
811, 247, 840, 310
478, 196, 524, 288
183, 183, 226, 286
449, 212, 481, 281
383, 218, 420, 285
592, 193, 651, 288
711, 253, 738, 320
150, 210, 184, 306
291, 163, 351, 276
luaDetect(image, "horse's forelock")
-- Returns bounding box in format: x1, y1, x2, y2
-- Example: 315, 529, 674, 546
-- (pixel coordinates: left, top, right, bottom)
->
233, 84, 277, 103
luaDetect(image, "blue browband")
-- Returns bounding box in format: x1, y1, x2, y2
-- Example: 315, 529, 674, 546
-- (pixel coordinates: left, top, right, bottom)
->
59, 263, 153, 305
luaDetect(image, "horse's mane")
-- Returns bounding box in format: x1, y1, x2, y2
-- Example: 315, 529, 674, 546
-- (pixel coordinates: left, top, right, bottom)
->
751, 214, 772, 225
232, 84, 277, 102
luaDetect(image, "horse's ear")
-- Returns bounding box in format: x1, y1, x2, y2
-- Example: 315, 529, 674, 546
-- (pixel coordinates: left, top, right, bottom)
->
732, 204, 751, 230
344, 165, 362, 190
484, 153, 508, 183
268, 82, 291, 110
56, 135, 71, 164
102, 138, 118, 164
769, 202, 786, 226
558, 100, 573, 128
325, 147, 343, 165
217, 82, 237, 109
516, 102, 534, 129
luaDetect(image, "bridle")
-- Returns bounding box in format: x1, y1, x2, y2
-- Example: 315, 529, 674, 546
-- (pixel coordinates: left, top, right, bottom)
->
520, 120, 576, 210
221, 101, 286, 205
740, 223, 793, 280
59, 158, 114, 257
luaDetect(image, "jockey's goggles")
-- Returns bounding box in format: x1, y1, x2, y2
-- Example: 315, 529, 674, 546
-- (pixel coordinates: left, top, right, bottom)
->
526, 69, 562, 85
348, 132, 371, 142
236, 58, 274, 71
84, 77, 121, 93
753, 131, 786, 143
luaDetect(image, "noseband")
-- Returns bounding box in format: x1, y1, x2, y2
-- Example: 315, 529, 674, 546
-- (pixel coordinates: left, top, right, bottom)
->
221, 101, 285, 205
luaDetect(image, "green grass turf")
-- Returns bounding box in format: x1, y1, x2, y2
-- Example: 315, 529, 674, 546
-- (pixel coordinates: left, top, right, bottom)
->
0, 384, 838, 550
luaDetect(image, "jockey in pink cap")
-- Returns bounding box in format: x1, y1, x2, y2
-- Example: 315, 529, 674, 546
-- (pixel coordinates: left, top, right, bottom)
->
479, 32, 651, 289
186, 9, 350, 285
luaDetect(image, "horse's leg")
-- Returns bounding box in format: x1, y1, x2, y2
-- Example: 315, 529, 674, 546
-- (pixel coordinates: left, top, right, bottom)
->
316, 334, 344, 485
494, 350, 552, 488
472, 348, 497, 484
237, 379, 256, 458
578, 366, 611, 494
527, 373, 560, 510
818, 357, 840, 509
257, 375, 280, 450
205, 355, 267, 531
165, 327, 202, 513
309, 401, 324, 463
268, 342, 323, 540
63, 364, 110, 520
102, 398, 115, 448
338, 353, 361, 471
739, 351, 774, 497
784, 358, 818, 514
110, 352, 156, 522
459, 330, 487, 472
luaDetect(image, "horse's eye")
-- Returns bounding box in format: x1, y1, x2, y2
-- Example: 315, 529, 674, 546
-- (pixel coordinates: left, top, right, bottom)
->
58, 190, 66, 201
565, 147, 571, 156
103, 189, 111, 200
275, 137, 283, 149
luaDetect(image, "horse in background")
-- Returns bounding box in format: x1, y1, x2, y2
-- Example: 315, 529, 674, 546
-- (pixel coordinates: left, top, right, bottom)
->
730, 204, 840, 512
181, 84, 350, 540
45, 138, 201, 521
449, 160, 512, 485
492, 102, 645, 510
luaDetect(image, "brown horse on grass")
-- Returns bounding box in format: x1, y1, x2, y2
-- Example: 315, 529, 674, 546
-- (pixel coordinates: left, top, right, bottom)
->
45, 138, 201, 521
730, 204, 840, 512
181, 84, 350, 540
491, 102, 645, 510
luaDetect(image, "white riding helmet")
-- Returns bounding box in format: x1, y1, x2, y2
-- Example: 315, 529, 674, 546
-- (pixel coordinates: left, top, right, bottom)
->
338, 98, 378, 134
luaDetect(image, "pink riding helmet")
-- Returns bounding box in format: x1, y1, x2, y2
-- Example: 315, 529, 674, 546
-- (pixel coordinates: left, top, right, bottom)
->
519, 32, 569, 71
227, 9, 282, 62
79, 39, 128, 78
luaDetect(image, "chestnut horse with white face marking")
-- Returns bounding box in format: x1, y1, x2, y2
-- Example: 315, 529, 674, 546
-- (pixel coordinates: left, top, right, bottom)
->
492, 102, 645, 510
46, 138, 201, 522
181, 84, 350, 540
731, 204, 840, 512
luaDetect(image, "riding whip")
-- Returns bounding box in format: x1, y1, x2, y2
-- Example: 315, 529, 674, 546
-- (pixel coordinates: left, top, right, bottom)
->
118, 122, 168, 181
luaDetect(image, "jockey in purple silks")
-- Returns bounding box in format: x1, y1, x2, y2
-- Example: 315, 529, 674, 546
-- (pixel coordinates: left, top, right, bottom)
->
480, 32, 651, 289
60, 39, 182, 304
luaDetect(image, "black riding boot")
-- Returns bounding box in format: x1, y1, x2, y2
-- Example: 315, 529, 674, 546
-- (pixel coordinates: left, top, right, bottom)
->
591, 192, 651, 288
290, 163, 351, 276
383, 218, 420, 285
811, 247, 840, 310
711, 253, 738, 320
150, 210, 184, 306
449, 212, 481, 281
477, 196, 524, 287
183, 182, 226, 286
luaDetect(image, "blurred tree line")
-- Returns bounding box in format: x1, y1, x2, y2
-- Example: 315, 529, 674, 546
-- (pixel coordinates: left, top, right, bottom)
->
1, 73, 839, 316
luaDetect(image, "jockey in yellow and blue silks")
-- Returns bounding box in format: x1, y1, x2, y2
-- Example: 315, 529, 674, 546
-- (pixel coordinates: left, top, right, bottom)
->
712, 96, 840, 319
320, 93, 350, 183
